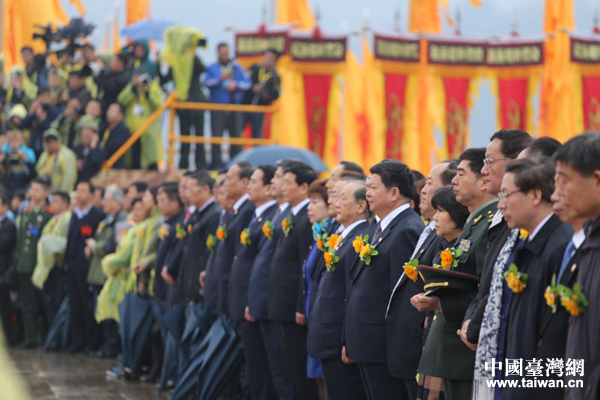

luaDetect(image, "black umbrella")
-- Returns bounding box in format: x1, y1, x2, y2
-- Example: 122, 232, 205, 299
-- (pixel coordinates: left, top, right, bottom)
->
118, 293, 161, 378
44, 297, 69, 351
158, 301, 186, 390
180, 302, 215, 369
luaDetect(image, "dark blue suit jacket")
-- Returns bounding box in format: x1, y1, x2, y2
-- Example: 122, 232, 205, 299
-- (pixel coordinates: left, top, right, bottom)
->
228, 202, 278, 320
154, 210, 185, 301
247, 204, 290, 320
343, 206, 423, 364
308, 220, 372, 360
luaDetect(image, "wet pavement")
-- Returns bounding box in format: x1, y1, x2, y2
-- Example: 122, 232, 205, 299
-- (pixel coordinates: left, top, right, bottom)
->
10, 348, 170, 399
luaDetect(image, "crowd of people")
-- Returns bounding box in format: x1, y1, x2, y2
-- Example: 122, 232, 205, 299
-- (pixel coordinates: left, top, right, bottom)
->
0, 128, 598, 400
0, 40, 281, 192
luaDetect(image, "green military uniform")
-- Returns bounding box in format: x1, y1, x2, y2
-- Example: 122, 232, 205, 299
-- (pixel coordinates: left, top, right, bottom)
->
418, 199, 498, 400
15, 204, 53, 346
87, 211, 127, 287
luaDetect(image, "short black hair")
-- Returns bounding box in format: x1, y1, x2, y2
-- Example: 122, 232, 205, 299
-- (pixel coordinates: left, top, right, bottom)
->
109, 102, 125, 115
257, 165, 276, 186
341, 160, 364, 175
159, 182, 182, 206
526, 137, 562, 158
12, 190, 26, 201
31, 176, 52, 190
554, 132, 600, 177
440, 160, 459, 186
37, 88, 50, 97
115, 53, 129, 68
351, 182, 372, 219
265, 49, 280, 59
490, 129, 533, 158
505, 157, 556, 203
0, 192, 10, 207
131, 196, 143, 209
188, 170, 215, 192
458, 148, 486, 176
81, 43, 95, 51
147, 185, 159, 204
52, 191, 70, 205
20, 46, 33, 53
276, 158, 307, 170
217, 42, 229, 51
130, 181, 148, 194
431, 187, 470, 230
217, 168, 228, 176
284, 164, 317, 187
411, 169, 426, 215
369, 159, 414, 199
77, 181, 95, 194
235, 161, 255, 180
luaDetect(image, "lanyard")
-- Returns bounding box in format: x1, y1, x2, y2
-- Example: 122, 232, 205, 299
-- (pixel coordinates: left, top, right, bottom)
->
258, 67, 272, 84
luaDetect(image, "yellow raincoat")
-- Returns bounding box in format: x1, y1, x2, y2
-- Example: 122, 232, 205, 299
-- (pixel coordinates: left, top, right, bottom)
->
31, 211, 72, 289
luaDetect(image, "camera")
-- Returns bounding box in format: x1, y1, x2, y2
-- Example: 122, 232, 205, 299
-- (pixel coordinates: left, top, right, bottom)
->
138, 73, 151, 86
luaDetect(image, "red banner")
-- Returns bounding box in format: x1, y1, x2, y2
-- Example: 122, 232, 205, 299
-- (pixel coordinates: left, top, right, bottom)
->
582, 76, 600, 131
443, 77, 470, 159
384, 73, 408, 160
303, 74, 333, 158
498, 78, 529, 131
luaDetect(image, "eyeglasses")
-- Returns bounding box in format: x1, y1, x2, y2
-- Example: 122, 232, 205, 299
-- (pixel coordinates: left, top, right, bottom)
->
498, 190, 522, 201
484, 157, 514, 166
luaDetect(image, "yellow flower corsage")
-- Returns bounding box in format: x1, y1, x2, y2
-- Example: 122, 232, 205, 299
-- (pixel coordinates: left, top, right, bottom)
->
240, 228, 251, 246
504, 263, 527, 293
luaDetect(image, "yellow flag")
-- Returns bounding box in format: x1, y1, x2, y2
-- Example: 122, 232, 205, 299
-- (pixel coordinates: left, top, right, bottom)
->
276, 0, 315, 30
126, 0, 152, 25
70, 0, 87, 16
539, 0, 576, 142
342, 51, 364, 167
113, 15, 121, 53
362, 36, 385, 169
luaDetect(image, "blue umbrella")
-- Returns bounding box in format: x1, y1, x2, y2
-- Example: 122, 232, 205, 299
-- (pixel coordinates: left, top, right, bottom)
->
44, 297, 69, 351
121, 19, 175, 41
227, 145, 329, 172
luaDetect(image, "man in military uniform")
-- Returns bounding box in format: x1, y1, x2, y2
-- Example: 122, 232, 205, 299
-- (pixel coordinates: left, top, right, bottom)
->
412, 148, 497, 400
15, 176, 53, 347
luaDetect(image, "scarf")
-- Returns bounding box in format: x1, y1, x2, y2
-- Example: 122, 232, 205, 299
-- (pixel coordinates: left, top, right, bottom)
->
472, 228, 519, 400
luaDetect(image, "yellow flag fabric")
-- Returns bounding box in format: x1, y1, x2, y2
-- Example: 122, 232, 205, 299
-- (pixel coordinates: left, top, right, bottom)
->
70, 0, 87, 16
362, 35, 385, 169
113, 15, 122, 53
276, 0, 315, 30
539, 0, 576, 143
409, 0, 443, 33
3, 0, 69, 73
127, 0, 152, 25
342, 51, 365, 167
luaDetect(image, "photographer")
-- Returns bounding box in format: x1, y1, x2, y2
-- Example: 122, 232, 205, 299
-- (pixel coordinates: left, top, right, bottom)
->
21, 95, 60, 158
21, 47, 48, 89
47, 69, 69, 108
74, 116, 104, 182
126, 40, 157, 78
67, 70, 92, 109
117, 67, 163, 169
35, 129, 77, 192
0, 131, 37, 193
96, 54, 131, 112
6, 67, 37, 109
50, 97, 84, 149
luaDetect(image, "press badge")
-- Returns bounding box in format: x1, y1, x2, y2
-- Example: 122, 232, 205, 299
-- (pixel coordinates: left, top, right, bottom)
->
133, 104, 144, 117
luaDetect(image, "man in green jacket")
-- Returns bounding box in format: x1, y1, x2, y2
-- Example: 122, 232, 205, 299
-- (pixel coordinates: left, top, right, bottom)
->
35, 129, 77, 193
413, 148, 498, 400
15, 176, 53, 347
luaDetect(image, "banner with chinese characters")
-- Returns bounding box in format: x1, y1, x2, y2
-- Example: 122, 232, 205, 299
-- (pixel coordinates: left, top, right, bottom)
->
234, 25, 290, 68
443, 77, 471, 158
570, 34, 600, 133
384, 73, 408, 160
303, 74, 333, 158
486, 38, 544, 133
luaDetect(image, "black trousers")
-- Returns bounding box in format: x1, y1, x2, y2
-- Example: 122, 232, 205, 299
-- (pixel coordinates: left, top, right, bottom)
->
41, 268, 66, 324
0, 288, 12, 343
66, 268, 96, 351
210, 111, 242, 168
275, 321, 319, 400
357, 362, 411, 400
241, 112, 265, 139
260, 320, 293, 400
239, 320, 277, 400
178, 108, 205, 170
18, 272, 45, 345
321, 356, 367, 400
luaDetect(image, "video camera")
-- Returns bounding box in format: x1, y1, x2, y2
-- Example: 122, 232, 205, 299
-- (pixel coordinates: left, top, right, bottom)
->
32, 18, 95, 53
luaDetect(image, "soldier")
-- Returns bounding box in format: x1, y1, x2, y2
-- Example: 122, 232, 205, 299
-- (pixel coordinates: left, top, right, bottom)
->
15, 176, 53, 347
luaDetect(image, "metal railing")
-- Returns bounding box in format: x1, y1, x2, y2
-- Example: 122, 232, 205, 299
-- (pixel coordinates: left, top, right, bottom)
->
102, 93, 277, 170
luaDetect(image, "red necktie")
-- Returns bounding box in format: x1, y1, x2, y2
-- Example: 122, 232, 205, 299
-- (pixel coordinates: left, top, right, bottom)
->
184, 210, 191, 224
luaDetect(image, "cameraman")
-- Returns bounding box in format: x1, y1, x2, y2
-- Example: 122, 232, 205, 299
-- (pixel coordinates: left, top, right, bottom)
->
117, 67, 163, 169
50, 97, 84, 149
0, 131, 37, 193
21, 94, 60, 158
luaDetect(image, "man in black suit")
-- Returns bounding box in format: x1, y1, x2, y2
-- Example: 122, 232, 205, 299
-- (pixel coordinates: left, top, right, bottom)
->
343, 159, 424, 400
229, 165, 278, 400
101, 103, 133, 169
65, 181, 105, 353
268, 163, 318, 400
211, 162, 255, 316
0, 192, 16, 341
308, 178, 371, 400
246, 159, 304, 400
386, 161, 457, 398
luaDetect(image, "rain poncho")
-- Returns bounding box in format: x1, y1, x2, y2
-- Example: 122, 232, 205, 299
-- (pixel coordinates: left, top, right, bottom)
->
31, 211, 72, 289
162, 26, 205, 101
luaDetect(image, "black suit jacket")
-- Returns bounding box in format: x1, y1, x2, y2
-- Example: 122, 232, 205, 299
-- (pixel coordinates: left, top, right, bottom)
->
344, 206, 424, 365
173, 201, 221, 303
74, 145, 104, 183
386, 227, 443, 378
307, 220, 371, 360
153, 211, 185, 301
101, 122, 130, 169
204, 211, 227, 312
212, 198, 255, 315
65, 207, 105, 276
268, 202, 314, 322
0, 217, 16, 276
228, 203, 278, 320
502, 214, 572, 399
247, 205, 290, 320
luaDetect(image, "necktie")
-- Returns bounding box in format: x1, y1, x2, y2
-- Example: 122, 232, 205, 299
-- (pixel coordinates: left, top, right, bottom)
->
557, 240, 576, 283
249, 213, 258, 228
184, 210, 191, 224
371, 222, 382, 244
411, 223, 435, 259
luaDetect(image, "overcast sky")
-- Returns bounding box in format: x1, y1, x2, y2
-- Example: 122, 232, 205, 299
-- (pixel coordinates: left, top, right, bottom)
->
62, 0, 600, 148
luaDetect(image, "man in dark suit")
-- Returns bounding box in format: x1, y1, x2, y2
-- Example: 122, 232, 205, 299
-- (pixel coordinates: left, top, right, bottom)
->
414, 148, 497, 400
343, 159, 424, 400
386, 161, 457, 398
246, 159, 304, 400
0, 192, 17, 342
268, 163, 318, 400
461, 129, 532, 349
101, 103, 133, 169
65, 181, 105, 353
210, 162, 255, 316
308, 179, 371, 400
229, 165, 278, 400
172, 171, 221, 305
498, 159, 572, 400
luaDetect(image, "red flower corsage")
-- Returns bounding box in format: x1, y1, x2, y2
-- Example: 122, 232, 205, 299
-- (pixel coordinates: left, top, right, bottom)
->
80, 225, 93, 237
